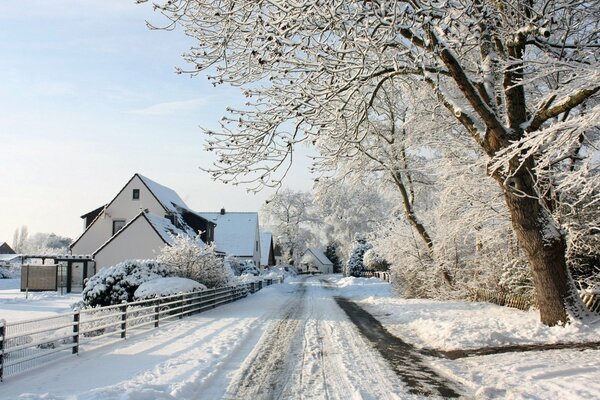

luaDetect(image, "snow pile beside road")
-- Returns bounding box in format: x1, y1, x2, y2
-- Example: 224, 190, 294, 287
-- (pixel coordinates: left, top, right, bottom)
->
134, 277, 207, 300
329, 275, 393, 300
329, 274, 600, 351
358, 296, 600, 351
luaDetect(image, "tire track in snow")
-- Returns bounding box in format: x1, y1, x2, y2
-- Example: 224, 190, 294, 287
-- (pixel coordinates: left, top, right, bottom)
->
223, 283, 307, 400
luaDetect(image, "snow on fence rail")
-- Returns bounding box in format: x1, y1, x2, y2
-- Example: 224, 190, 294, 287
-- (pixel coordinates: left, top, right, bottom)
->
0, 278, 280, 382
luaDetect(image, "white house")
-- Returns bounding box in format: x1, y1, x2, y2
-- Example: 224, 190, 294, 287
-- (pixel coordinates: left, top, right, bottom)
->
300, 248, 334, 274
70, 174, 216, 270
198, 209, 261, 268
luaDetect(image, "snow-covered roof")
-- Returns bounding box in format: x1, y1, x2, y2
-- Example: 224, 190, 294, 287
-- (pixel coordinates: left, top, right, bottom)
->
260, 231, 272, 266
138, 174, 189, 213
0, 254, 21, 262
307, 248, 332, 266
198, 212, 258, 257
144, 212, 198, 245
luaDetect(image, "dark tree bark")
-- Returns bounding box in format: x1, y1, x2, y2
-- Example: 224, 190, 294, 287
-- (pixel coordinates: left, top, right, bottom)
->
501, 164, 572, 325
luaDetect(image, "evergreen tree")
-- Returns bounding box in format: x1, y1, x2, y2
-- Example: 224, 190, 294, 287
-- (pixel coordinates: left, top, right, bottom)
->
325, 243, 342, 274
345, 236, 372, 277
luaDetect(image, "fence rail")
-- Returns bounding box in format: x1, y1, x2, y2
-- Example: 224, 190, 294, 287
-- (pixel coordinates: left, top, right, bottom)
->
0, 278, 278, 381
472, 288, 600, 313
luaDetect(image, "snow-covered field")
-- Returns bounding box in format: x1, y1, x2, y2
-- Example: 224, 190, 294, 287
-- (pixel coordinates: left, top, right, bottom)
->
0, 278, 81, 322
1, 275, 599, 399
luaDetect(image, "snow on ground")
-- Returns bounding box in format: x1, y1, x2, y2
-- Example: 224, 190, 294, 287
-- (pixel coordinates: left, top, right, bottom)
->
0, 278, 80, 322
2, 275, 600, 399
328, 275, 600, 350
0, 276, 414, 400
327, 275, 600, 399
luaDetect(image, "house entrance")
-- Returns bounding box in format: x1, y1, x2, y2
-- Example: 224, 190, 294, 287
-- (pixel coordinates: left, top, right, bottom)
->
70, 262, 85, 292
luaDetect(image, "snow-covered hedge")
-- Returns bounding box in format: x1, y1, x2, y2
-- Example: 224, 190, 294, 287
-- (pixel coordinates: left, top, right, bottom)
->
82, 260, 174, 308
134, 277, 207, 300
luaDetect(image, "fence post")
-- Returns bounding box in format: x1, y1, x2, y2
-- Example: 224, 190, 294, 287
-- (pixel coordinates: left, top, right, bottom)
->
72, 311, 80, 355
120, 303, 127, 339
179, 295, 184, 319
154, 303, 160, 328
0, 319, 5, 382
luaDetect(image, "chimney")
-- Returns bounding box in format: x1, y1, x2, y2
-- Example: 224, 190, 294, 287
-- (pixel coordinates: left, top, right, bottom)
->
220, 208, 226, 215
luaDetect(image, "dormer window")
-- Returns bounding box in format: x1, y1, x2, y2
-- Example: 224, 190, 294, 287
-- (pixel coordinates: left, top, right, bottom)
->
132, 189, 140, 200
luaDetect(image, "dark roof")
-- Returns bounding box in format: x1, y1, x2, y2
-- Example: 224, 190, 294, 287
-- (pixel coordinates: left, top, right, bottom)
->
80, 205, 107, 220
0, 242, 16, 254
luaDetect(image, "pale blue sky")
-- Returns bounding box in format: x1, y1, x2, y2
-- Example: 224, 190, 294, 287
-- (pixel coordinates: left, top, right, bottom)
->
0, 1, 313, 242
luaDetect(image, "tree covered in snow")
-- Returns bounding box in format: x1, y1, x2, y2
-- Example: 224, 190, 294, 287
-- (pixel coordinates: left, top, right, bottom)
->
313, 179, 392, 259
146, 0, 600, 325
260, 188, 316, 263
345, 236, 373, 277
82, 260, 174, 308
158, 235, 234, 288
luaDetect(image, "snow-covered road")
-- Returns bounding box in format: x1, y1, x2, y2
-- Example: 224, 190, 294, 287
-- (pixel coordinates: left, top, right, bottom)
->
0, 277, 435, 400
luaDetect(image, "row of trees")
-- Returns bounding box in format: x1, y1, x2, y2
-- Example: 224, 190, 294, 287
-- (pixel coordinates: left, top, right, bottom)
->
12, 226, 72, 255
145, 0, 600, 325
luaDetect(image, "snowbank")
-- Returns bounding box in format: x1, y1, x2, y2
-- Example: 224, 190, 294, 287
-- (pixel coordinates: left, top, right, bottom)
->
134, 277, 207, 300
329, 275, 600, 351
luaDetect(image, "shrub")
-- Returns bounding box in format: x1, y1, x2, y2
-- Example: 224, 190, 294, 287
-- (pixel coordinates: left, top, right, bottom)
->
363, 248, 390, 271
82, 260, 173, 308
158, 235, 234, 288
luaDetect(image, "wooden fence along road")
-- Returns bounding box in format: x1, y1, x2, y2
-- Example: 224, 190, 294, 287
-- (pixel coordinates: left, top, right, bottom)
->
0, 279, 279, 382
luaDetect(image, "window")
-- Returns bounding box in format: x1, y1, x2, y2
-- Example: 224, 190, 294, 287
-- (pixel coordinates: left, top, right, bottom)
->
113, 219, 126, 235
132, 189, 140, 200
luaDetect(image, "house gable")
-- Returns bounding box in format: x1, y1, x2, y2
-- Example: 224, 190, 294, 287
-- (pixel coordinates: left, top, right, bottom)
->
93, 212, 169, 270
71, 174, 165, 255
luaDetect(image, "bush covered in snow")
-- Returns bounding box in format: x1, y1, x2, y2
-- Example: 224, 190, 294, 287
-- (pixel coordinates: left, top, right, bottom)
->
158, 235, 234, 288
82, 260, 174, 308
239, 260, 260, 276
363, 248, 390, 271
344, 236, 372, 277
0, 268, 10, 279
134, 277, 207, 300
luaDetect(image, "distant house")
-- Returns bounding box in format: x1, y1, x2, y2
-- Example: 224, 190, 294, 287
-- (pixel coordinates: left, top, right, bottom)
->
259, 231, 276, 268
198, 209, 261, 268
70, 173, 216, 270
300, 248, 334, 274
0, 242, 16, 254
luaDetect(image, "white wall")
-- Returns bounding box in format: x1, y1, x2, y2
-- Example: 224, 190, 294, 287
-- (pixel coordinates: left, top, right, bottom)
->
93, 215, 167, 270
72, 175, 165, 255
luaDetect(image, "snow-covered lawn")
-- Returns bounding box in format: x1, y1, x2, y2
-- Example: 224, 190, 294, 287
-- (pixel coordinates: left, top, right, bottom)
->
0, 278, 81, 322
331, 276, 600, 350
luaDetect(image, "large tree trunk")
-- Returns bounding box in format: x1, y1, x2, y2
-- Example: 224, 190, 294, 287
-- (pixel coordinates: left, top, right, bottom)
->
502, 171, 574, 326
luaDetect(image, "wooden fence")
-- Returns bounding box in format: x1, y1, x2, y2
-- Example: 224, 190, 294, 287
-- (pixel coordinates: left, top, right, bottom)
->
473, 288, 600, 313
361, 271, 391, 282
0, 279, 279, 382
